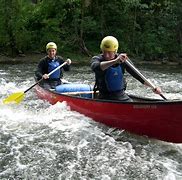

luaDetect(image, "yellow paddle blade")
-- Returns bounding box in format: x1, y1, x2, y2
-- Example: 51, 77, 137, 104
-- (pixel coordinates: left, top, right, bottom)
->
3, 92, 25, 104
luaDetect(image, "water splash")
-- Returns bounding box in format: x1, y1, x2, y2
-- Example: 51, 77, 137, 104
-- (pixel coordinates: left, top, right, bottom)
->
0, 63, 182, 179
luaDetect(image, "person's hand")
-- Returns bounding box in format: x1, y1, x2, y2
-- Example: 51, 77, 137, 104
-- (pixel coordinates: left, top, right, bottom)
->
153, 87, 162, 94
115, 53, 128, 63
144, 81, 162, 94
118, 53, 128, 63
115, 53, 127, 64
42, 74, 49, 79
66, 58, 72, 65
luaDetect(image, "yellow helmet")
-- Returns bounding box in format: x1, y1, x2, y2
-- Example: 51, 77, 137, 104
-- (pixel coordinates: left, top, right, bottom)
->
46, 42, 57, 51
100, 36, 119, 52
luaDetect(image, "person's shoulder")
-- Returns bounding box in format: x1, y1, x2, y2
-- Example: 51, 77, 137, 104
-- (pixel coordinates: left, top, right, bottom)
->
39, 56, 48, 62
56, 56, 63, 60
92, 54, 103, 60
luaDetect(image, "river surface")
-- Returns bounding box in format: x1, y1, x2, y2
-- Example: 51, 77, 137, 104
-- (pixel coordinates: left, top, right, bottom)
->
0, 62, 182, 180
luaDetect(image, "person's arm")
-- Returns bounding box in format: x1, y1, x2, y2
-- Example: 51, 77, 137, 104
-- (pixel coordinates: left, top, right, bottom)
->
144, 81, 162, 94
63, 58, 71, 71
123, 57, 162, 94
124, 62, 145, 84
91, 55, 120, 71
91, 56, 101, 72
100, 58, 120, 71
58, 57, 71, 71
35, 59, 46, 80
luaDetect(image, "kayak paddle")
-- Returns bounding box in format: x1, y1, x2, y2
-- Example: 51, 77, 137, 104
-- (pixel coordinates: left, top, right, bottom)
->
125, 58, 167, 100
3, 61, 67, 104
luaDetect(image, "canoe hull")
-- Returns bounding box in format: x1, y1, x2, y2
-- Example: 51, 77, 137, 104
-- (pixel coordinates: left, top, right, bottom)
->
35, 85, 182, 143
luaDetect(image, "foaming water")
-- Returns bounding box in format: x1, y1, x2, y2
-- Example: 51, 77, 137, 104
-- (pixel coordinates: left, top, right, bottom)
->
0, 63, 182, 179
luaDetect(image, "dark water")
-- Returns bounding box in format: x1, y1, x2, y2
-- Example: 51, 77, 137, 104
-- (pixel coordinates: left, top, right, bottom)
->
0, 62, 182, 180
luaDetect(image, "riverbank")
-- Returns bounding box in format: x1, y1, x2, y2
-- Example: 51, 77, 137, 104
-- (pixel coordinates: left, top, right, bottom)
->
0, 52, 91, 65
0, 53, 182, 66
0, 53, 43, 64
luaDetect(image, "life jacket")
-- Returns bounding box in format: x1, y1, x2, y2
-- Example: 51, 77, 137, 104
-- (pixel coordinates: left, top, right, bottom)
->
48, 60, 60, 79
105, 65, 124, 92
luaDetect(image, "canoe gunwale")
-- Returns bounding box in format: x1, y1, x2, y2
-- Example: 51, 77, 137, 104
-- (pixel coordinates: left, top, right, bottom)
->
48, 88, 182, 105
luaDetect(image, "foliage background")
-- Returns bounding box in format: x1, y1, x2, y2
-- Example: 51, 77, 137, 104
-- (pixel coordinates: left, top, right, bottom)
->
0, 0, 181, 61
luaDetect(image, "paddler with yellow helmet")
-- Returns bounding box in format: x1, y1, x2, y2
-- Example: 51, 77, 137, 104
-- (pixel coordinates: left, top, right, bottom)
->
35, 42, 71, 89
91, 36, 162, 101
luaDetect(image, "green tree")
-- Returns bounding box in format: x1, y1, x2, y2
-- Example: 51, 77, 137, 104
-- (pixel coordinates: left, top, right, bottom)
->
0, 0, 32, 56
0, 0, 181, 60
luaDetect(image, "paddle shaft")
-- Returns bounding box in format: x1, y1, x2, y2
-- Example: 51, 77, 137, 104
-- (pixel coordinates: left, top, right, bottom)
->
125, 59, 167, 100
24, 61, 67, 93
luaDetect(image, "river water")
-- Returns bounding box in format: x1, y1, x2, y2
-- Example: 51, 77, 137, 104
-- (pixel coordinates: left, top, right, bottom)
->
0, 62, 182, 180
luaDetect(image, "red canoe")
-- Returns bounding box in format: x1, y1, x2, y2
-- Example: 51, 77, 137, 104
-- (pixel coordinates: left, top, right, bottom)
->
34, 84, 182, 143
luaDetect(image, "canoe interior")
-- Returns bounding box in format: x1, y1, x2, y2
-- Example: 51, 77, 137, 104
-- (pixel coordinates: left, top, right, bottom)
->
53, 89, 168, 103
